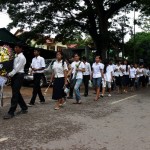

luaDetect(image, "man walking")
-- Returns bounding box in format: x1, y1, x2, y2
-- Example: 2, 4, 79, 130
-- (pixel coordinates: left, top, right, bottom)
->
3, 44, 28, 119
28, 49, 45, 106
82, 56, 91, 97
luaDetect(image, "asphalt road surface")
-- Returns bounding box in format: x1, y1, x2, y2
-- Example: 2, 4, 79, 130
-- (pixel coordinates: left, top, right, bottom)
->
0, 86, 150, 150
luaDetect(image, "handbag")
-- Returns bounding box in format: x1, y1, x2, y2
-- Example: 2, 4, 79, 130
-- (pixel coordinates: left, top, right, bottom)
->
70, 78, 77, 88
70, 61, 81, 88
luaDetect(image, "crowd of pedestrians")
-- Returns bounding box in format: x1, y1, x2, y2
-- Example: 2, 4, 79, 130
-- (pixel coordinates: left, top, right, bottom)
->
2, 43, 150, 119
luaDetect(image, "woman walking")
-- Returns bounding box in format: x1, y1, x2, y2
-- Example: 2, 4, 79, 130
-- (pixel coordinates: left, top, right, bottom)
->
92, 56, 104, 101
69, 53, 85, 104
129, 64, 136, 91
50, 51, 68, 110
101, 61, 113, 97
122, 60, 130, 93
114, 61, 123, 94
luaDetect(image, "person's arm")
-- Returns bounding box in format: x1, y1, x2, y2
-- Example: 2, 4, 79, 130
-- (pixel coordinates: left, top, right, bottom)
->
111, 71, 113, 82
135, 69, 137, 78
101, 69, 104, 79
89, 63, 92, 78
64, 62, 68, 85
50, 64, 55, 84
129, 68, 131, 78
68, 68, 73, 76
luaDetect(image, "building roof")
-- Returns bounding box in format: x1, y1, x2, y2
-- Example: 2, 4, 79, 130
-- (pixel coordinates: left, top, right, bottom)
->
0, 28, 25, 44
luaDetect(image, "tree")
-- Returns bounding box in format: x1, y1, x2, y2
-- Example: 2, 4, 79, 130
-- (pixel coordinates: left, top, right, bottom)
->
125, 32, 150, 64
0, 0, 149, 59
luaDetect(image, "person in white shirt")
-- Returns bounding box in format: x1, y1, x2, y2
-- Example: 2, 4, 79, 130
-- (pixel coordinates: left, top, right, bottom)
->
50, 51, 68, 110
114, 61, 124, 94
134, 63, 140, 89
4, 44, 28, 119
101, 61, 113, 97
139, 65, 145, 87
69, 53, 85, 104
28, 49, 46, 107
92, 56, 104, 101
82, 56, 91, 97
144, 66, 150, 87
129, 64, 136, 91
122, 60, 130, 93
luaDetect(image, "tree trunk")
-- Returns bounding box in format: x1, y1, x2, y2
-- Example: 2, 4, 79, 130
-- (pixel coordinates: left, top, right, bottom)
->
89, 18, 109, 60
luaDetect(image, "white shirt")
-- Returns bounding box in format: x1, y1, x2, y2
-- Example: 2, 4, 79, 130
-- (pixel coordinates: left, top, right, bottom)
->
71, 61, 85, 79
110, 64, 116, 76
52, 60, 68, 78
135, 68, 140, 78
31, 56, 45, 73
122, 65, 130, 75
139, 68, 144, 77
106, 65, 113, 82
9, 53, 26, 77
92, 62, 104, 78
143, 68, 149, 76
129, 67, 136, 78
114, 65, 123, 77
83, 62, 91, 76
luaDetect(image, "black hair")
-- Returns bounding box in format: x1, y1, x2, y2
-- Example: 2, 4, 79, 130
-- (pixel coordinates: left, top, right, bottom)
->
82, 56, 87, 61
95, 55, 101, 59
124, 60, 128, 72
34, 48, 41, 53
73, 53, 80, 57
15, 42, 24, 49
103, 60, 109, 74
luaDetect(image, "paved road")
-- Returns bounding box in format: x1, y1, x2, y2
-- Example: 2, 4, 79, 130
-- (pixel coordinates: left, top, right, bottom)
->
0, 86, 150, 150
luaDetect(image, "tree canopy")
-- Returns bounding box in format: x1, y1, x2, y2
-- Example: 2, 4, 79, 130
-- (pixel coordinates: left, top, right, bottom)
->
0, 0, 150, 59
125, 32, 150, 64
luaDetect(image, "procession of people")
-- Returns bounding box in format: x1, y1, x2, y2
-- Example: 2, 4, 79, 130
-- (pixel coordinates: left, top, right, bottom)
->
1, 44, 150, 119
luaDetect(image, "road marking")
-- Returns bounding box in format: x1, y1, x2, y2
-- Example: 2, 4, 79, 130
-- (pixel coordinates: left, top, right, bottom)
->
0, 138, 8, 142
111, 95, 137, 105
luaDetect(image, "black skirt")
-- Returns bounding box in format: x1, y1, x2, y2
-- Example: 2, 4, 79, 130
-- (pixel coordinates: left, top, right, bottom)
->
122, 75, 130, 86
52, 77, 66, 100
115, 76, 123, 87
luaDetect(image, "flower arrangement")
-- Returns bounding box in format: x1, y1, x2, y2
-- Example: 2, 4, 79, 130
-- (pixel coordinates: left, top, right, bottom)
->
0, 45, 14, 62
0, 45, 14, 76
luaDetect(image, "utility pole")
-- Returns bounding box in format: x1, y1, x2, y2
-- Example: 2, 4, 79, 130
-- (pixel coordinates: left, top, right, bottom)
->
133, 6, 136, 63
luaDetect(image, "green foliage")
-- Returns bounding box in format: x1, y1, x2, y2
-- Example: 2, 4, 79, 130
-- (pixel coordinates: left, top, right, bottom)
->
0, 0, 150, 58
125, 32, 150, 64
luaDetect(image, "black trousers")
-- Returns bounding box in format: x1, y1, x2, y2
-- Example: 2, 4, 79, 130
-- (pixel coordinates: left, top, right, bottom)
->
83, 75, 90, 95
30, 73, 45, 104
8, 73, 28, 115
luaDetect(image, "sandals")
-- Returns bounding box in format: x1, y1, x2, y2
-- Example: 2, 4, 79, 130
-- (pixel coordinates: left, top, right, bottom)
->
94, 97, 99, 101
54, 107, 60, 110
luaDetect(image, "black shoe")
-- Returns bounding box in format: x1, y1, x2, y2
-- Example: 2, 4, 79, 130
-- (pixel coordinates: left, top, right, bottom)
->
84, 94, 88, 97
67, 96, 73, 99
3, 113, 14, 119
16, 110, 28, 115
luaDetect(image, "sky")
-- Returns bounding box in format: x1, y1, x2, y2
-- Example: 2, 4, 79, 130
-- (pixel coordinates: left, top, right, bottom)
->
0, 11, 142, 42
